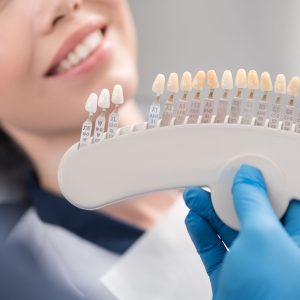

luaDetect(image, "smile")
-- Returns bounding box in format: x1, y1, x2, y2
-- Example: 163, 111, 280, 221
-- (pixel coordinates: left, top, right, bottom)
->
45, 24, 109, 78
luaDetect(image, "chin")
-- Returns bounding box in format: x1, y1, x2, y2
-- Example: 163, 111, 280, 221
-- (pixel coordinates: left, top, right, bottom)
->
112, 69, 137, 100
96, 61, 138, 101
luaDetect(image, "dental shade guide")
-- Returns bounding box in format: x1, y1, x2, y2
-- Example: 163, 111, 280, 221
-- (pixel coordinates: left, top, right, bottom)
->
58, 71, 300, 230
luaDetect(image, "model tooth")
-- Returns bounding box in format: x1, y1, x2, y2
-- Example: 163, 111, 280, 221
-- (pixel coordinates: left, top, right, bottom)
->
152, 74, 166, 96
235, 69, 247, 89
207, 70, 219, 89
167, 73, 179, 93
247, 70, 259, 90
180, 72, 193, 92
288, 76, 300, 97
274, 74, 286, 95
112, 85, 124, 105
221, 70, 233, 90
260, 72, 273, 92
192, 71, 206, 91
98, 89, 111, 109
85, 93, 98, 113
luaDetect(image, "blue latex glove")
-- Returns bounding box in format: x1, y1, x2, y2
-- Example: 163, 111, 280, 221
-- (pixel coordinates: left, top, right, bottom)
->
183, 165, 300, 300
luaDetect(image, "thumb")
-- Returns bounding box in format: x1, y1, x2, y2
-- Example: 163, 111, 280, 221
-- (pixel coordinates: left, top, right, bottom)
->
232, 164, 278, 229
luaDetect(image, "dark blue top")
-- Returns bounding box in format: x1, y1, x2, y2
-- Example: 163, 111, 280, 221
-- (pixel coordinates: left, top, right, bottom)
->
27, 171, 144, 254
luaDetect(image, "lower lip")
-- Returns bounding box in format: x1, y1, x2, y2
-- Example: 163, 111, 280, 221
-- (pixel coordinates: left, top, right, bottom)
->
48, 33, 111, 80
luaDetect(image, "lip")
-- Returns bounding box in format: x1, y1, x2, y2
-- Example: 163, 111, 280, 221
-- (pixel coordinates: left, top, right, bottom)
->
45, 20, 109, 78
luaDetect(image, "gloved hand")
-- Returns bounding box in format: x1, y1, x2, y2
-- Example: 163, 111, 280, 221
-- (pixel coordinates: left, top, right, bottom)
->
183, 165, 300, 300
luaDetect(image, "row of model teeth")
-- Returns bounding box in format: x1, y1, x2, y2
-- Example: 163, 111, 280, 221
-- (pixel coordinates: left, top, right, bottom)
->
78, 69, 300, 149
152, 70, 300, 96
56, 31, 103, 74
79, 85, 125, 149
149, 69, 300, 131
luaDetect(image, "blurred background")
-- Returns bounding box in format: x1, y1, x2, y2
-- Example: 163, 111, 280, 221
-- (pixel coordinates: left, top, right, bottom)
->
129, 0, 300, 113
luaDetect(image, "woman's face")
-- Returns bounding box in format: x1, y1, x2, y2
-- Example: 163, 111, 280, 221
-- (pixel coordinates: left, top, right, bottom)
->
0, 0, 137, 134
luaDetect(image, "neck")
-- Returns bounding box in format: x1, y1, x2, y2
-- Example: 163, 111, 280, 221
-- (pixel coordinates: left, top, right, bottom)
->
2, 100, 179, 229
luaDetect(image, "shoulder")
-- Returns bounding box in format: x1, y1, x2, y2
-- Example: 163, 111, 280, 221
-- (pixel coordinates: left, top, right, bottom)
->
2, 207, 119, 299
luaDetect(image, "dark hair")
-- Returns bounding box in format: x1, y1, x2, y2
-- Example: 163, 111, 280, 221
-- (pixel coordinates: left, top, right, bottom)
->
0, 129, 29, 167
0, 128, 32, 202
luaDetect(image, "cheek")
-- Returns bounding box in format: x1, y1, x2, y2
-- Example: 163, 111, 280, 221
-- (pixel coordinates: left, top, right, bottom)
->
1, 88, 88, 134
0, 14, 34, 119
115, 0, 137, 52
93, 0, 137, 56
0, 31, 32, 90
107, 0, 138, 94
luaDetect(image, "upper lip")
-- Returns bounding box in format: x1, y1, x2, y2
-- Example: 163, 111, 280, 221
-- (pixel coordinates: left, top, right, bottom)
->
45, 20, 107, 76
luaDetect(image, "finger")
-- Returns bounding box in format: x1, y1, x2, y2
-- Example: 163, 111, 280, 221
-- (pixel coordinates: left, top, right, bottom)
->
185, 211, 226, 289
282, 200, 300, 246
232, 164, 279, 229
183, 187, 237, 247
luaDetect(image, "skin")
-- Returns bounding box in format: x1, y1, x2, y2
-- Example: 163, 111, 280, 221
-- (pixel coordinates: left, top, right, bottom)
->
0, 0, 178, 229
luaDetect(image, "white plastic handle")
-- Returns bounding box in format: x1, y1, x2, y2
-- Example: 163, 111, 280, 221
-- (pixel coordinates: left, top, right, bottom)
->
58, 120, 300, 230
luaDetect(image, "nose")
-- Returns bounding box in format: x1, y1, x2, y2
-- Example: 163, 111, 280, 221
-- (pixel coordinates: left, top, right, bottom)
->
34, 0, 83, 34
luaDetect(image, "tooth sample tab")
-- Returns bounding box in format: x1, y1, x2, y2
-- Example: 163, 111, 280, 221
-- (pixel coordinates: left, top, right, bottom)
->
99, 89, 111, 109
269, 74, 286, 129
255, 72, 273, 127
175, 72, 192, 125
287, 76, 300, 97
201, 70, 219, 123
112, 84, 124, 105
229, 69, 247, 124
260, 72, 273, 92
283, 76, 300, 131
275, 74, 287, 95
107, 85, 124, 139
247, 70, 260, 91
180, 72, 193, 93
188, 71, 206, 124
215, 70, 233, 123
241, 69, 259, 125
85, 93, 98, 114
192, 71, 206, 91
167, 73, 179, 94
148, 74, 165, 128
152, 74, 166, 96
235, 68, 247, 90
293, 77, 300, 132
221, 70, 233, 91
93, 89, 111, 143
79, 93, 98, 148
161, 73, 179, 126
207, 70, 219, 90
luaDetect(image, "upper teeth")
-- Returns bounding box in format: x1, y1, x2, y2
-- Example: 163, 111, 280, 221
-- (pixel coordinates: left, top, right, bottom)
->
56, 30, 103, 74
